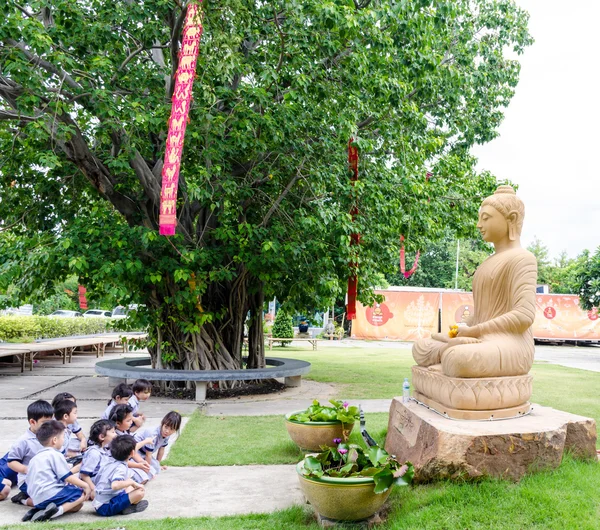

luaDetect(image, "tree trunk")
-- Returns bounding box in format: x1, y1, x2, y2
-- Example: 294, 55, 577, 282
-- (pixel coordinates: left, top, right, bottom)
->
147, 271, 265, 388
247, 280, 265, 369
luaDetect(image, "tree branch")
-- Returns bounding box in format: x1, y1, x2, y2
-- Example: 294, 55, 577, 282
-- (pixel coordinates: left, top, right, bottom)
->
6, 39, 82, 92
260, 157, 306, 228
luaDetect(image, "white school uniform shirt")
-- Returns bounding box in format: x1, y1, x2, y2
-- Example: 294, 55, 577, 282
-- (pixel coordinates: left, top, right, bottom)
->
134, 426, 171, 456
80, 445, 111, 480
60, 425, 72, 455
92, 458, 131, 508
102, 400, 118, 420
127, 395, 140, 416
67, 420, 82, 452
27, 447, 74, 506
7, 429, 43, 487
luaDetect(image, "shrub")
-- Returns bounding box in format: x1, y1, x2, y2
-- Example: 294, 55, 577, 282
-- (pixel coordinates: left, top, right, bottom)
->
0, 316, 117, 341
272, 310, 293, 346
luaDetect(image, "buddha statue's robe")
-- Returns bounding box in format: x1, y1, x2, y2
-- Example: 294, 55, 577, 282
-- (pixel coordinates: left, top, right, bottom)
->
413, 247, 537, 378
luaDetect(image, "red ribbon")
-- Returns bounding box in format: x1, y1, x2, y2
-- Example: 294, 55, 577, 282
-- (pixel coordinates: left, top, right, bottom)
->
400, 235, 420, 279
347, 138, 360, 320
159, 2, 204, 236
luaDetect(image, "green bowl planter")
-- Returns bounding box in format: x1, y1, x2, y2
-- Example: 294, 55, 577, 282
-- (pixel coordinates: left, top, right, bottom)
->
285, 411, 353, 452
296, 459, 392, 521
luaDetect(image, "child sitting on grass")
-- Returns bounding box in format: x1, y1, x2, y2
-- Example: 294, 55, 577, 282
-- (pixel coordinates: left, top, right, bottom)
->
101, 383, 133, 420
22, 420, 91, 522
93, 435, 148, 517
80, 420, 117, 497
51, 393, 87, 457
7, 400, 54, 506
128, 379, 152, 431
109, 405, 153, 483
134, 411, 182, 478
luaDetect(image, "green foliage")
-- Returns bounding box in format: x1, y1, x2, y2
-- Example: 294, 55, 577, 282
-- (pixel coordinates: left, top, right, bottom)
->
271, 310, 293, 346
300, 442, 414, 493
288, 399, 359, 424
0, 315, 115, 341
0, 0, 533, 364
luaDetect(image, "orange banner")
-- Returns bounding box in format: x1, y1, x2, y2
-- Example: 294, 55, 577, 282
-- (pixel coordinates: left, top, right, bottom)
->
440, 292, 475, 334
351, 290, 440, 340
533, 294, 600, 340
159, 2, 203, 235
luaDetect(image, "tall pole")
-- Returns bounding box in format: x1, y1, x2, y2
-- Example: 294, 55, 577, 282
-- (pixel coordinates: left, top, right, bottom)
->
454, 239, 460, 290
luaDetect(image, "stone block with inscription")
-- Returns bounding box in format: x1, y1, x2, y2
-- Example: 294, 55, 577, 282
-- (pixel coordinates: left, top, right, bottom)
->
385, 398, 596, 481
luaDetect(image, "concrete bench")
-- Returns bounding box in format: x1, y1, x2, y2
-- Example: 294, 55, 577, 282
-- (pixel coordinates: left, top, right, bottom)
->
95, 356, 311, 401
266, 337, 324, 351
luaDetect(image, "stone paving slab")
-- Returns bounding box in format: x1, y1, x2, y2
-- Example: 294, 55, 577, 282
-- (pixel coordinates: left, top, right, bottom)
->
0, 464, 303, 525
0, 375, 74, 399
0, 398, 199, 422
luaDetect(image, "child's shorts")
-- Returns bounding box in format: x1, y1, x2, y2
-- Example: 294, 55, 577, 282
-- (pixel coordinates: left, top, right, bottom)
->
35, 484, 83, 509
0, 455, 17, 485
95, 491, 131, 517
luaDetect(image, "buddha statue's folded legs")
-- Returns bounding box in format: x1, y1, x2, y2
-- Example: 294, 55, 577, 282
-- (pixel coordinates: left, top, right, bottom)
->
413, 333, 534, 378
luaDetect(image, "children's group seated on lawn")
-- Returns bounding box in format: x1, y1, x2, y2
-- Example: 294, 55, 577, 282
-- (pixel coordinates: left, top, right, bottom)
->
0, 379, 182, 522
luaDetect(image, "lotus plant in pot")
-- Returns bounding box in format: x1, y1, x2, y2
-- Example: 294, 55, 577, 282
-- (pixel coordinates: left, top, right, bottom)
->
285, 400, 358, 452
297, 440, 414, 522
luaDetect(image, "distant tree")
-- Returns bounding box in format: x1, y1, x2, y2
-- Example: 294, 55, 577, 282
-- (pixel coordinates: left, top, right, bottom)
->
527, 236, 552, 285
272, 309, 293, 346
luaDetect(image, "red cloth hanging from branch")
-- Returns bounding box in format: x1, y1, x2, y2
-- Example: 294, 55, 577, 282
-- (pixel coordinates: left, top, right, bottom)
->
347, 138, 360, 320
78, 285, 88, 310
400, 235, 420, 279
159, 2, 204, 236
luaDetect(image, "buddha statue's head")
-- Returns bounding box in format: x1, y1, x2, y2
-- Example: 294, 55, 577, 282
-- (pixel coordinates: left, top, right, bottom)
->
478, 185, 525, 244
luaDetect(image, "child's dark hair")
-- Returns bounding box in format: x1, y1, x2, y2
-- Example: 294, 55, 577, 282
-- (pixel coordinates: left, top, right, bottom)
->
36, 420, 65, 446
51, 392, 76, 409
27, 400, 54, 421
107, 383, 133, 405
89, 419, 115, 446
132, 379, 152, 394
162, 411, 182, 432
54, 399, 77, 421
109, 404, 133, 425
110, 434, 136, 461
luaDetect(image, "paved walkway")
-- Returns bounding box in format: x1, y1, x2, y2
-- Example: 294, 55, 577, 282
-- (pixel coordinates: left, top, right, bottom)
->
0, 341, 598, 525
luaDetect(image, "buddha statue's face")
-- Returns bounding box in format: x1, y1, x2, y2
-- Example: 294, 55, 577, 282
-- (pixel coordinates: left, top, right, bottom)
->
477, 205, 509, 243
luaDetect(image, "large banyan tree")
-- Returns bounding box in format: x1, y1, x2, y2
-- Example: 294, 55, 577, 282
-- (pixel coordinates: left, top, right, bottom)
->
0, 1, 531, 373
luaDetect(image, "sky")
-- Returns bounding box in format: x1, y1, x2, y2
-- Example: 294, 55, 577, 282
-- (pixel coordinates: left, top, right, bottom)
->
471, 0, 600, 260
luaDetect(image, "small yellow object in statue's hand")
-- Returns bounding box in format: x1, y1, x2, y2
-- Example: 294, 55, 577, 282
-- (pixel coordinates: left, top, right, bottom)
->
448, 324, 459, 338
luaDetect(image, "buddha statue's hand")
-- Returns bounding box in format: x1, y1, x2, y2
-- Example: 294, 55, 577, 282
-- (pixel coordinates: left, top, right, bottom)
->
456, 325, 480, 339
430, 332, 450, 343
447, 337, 481, 347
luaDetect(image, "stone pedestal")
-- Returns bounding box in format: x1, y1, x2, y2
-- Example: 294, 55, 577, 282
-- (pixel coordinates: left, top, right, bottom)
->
385, 398, 596, 481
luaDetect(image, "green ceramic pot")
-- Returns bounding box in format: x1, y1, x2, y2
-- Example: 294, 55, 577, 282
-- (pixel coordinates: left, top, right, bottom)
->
296, 460, 393, 521
285, 411, 353, 452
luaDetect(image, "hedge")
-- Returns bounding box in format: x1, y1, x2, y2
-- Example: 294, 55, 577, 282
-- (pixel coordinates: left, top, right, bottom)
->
0, 316, 117, 342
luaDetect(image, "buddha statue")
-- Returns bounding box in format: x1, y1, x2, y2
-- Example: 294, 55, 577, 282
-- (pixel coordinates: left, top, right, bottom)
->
411, 185, 537, 419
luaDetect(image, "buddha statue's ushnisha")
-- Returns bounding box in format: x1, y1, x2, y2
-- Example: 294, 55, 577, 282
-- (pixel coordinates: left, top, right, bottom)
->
410, 185, 537, 419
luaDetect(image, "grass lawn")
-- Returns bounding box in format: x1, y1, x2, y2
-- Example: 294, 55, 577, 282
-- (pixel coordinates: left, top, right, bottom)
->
163, 411, 391, 466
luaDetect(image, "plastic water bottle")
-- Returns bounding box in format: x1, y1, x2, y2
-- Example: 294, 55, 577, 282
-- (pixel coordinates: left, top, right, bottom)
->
402, 378, 410, 403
